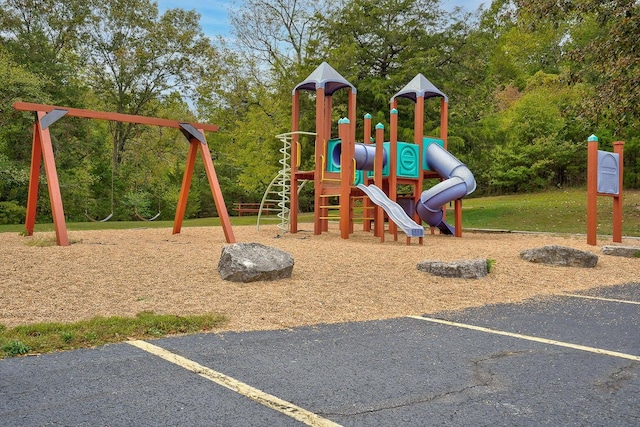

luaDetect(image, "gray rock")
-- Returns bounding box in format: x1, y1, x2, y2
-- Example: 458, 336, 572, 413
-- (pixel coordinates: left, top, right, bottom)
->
217, 242, 294, 282
601, 245, 640, 258
416, 258, 488, 279
519, 245, 598, 268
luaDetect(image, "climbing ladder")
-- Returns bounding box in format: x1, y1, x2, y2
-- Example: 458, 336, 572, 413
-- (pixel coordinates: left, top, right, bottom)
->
257, 131, 315, 234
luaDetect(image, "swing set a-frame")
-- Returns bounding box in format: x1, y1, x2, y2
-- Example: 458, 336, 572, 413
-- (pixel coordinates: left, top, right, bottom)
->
13, 101, 236, 246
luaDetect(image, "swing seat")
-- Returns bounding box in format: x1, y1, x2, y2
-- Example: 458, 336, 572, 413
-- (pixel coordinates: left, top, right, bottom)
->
134, 208, 161, 221
84, 212, 113, 222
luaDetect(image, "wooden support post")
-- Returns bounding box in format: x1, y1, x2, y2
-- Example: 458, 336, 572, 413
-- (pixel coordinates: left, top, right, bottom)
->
313, 88, 325, 236
612, 141, 625, 243
374, 123, 385, 242
25, 113, 70, 246
389, 107, 398, 241
339, 117, 354, 239
198, 135, 235, 243
414, 95, 425, 225
454, 199, 463, 237
39, 116, 69, 246
586, 135, 599, 245
440, 99, 448, 150
25, 124, 43, 237
173, 140, 198, 235
363, 113, 372, 232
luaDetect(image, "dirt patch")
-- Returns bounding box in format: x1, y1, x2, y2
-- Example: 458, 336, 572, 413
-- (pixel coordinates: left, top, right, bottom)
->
1, 224, 638, 331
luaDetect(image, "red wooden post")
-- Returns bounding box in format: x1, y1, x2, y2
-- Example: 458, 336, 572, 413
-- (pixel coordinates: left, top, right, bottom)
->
414, 95, 425, 225
454, 199, 463, 237
25, 123, 43, 237
199, 141, 235, 243
362, 113, 372, 232
440, 98, 448, 150
339, 118, 354, 239
389, 107, 398, 240
375, 123, 385, 242
612, 141, 625, 243
586, 134, 599, 245
38, 114, 69, 246
313, 87, 325, 236
173, 140, 198, 235
24, 112, 70, 246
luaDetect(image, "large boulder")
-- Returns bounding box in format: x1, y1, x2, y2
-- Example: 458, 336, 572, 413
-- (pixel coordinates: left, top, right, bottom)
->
601, 245, 640, 258
416, 258, 488, 279
519, 245, 598, 268
217, 243, 294, 282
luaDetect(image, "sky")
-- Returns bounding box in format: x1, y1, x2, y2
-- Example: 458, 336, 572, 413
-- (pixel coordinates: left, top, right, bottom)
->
156, 0, 488, 39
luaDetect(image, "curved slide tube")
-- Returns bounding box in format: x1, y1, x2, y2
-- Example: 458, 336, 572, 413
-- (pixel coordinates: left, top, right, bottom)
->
357, 184, 424, 237
416, 142, 476, 235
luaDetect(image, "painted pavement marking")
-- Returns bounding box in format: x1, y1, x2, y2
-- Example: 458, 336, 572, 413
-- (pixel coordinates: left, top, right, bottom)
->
407, 316, 640, 362
128, 340, 342, 427
562, 293, 640, 305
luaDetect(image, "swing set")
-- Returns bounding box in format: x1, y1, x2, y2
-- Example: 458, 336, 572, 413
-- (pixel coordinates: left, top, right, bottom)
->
13, 101, 236, 246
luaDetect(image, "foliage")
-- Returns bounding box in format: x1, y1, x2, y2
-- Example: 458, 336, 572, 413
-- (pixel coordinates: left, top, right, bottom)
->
0, 46, 51, 167
0, 201, 25, 224
515, 0, 640, 135
0, 0, 639, 226
1, 339, 30, 357
230, 0, 323, 79
318, 0, 446, 127
83, 0, 219, 165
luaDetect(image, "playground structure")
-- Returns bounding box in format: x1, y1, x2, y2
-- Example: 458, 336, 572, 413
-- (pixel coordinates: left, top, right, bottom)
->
586, 134, 625, 245
12, 102, 235, 246
286, 62, 476, 244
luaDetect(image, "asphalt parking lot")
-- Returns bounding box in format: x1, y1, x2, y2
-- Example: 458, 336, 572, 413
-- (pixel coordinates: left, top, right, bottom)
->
2, 282, 639, 426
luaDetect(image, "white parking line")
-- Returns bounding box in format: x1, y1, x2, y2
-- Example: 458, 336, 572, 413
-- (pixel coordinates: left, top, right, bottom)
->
128, 340, 342, 427
407, 316, 640, 362
562, 293, 640, 305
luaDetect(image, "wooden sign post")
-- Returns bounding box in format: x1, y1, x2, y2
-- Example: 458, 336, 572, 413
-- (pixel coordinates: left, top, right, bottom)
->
586, 134, 624, 245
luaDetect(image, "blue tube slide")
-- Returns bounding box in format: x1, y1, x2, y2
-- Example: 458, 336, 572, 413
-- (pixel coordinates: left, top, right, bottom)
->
331, 142, 388, 171
416, 142, 476, 235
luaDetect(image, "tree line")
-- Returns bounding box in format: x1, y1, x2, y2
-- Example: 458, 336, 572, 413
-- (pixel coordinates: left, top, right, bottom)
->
1, 0, 638, 224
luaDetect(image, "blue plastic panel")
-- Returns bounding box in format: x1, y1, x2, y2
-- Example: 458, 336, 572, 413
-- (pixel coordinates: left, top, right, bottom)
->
397, 142, 420, 178
326, 138, 341, 172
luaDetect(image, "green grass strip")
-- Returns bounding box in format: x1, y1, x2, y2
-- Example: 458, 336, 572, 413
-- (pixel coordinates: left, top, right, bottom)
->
0, 311, 228, 358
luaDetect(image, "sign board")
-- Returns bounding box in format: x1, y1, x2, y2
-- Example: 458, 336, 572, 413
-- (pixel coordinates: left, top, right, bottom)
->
597, 150, 620, 195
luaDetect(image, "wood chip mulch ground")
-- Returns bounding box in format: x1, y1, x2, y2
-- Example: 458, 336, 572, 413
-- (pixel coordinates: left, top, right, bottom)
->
1, 224, 638, 331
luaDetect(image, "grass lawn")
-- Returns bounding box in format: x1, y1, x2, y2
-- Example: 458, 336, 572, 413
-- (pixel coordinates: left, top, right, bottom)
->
458, 188, 640, 237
